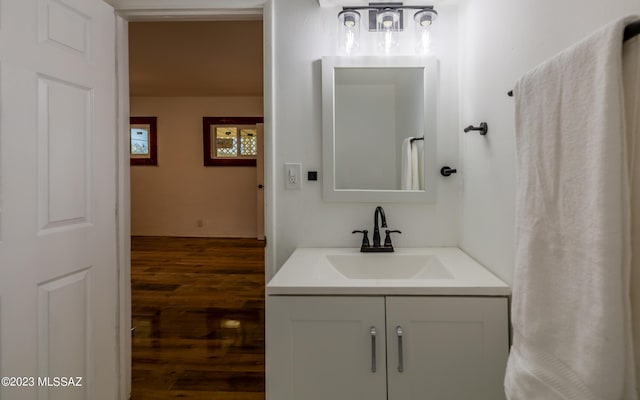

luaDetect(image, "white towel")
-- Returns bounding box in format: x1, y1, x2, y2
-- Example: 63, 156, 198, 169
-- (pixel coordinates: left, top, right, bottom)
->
401, 137, 423, 190
401, 137, 413, 190
505, 16, 638, 400
412, 139, 424, 190
623, 33, 640, 398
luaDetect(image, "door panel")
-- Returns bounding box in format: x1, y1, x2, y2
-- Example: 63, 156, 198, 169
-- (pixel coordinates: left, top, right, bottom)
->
267, 296, 386, 400
38, 269, 91, 400
0, 0, 118, 398
386, 297, 509, 400
37, 75, 92, 231
41, 0, 91, 58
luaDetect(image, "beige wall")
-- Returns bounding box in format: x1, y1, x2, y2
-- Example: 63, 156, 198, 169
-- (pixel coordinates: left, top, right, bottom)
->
130, 96, 263, 237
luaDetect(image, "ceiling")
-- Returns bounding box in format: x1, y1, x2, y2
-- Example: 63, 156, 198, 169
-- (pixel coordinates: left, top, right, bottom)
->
128, 20, 263, 97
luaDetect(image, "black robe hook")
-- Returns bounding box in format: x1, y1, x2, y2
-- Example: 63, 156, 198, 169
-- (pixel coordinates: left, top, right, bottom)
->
463, 122, 488, 135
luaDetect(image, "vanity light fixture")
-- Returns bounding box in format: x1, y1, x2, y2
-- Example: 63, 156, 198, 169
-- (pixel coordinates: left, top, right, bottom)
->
377, 9, 400, 53
414, 8, 437, 53
338, 10, 361, 55
338, 2, 437, 55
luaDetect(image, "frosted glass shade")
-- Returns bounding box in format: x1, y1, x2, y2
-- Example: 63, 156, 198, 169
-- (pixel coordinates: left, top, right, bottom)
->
377, 10, 400, 53
338, 10, 360, 55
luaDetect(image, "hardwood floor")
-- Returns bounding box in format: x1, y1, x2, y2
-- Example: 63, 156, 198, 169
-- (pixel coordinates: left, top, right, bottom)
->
131, 236, 265, 399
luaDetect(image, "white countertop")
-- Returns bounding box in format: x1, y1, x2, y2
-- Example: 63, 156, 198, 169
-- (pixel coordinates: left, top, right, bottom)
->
267, 247, 511, 296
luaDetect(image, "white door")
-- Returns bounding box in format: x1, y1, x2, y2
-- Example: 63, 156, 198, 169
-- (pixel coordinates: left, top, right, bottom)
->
386, 297, 509, 400
0, 0, 118, 398
256, 123, 264, 240
267, 296, 387, 400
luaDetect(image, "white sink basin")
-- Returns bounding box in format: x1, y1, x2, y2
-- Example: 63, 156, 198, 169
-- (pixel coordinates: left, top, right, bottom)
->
324, 253, 453, 280
267, 248, 511, 295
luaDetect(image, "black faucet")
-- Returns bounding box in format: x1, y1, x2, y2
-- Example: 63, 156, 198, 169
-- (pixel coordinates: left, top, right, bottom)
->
353, 206, 401, 252
372, 206, 387, 248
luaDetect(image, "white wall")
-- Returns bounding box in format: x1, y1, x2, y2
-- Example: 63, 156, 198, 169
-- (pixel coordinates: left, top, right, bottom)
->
458, 0, 640, 284
130, 96, 263, 237
271, 0, 461, 271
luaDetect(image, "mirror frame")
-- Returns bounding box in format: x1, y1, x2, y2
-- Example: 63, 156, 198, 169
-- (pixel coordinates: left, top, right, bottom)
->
322, 56, 438, 203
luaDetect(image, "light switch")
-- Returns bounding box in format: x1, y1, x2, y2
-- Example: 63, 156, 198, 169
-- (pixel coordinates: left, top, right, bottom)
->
284, 163, 302, 190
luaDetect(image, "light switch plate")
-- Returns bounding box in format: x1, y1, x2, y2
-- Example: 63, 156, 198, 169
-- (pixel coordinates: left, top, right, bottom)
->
284, 163, 302, 190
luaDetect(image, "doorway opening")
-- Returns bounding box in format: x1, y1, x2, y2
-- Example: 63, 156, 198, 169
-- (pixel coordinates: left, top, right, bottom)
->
127, 18, 266, 398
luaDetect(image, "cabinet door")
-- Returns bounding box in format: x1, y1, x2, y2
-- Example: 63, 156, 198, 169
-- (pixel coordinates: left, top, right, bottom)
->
267, 296, 387, 400
386, 297, 509, 400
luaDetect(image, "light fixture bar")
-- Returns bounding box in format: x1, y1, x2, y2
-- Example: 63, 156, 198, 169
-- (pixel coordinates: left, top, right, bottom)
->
337, 2, 437, 55
341, 3, 436, 32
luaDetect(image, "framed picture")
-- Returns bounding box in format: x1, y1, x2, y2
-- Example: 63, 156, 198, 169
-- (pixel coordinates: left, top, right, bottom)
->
130, 116, 157, 166
203, 117, 263, 166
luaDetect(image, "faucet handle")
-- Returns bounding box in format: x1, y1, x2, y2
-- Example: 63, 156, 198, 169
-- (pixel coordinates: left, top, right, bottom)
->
384, 230, 402, 248
352, 230, 370, 250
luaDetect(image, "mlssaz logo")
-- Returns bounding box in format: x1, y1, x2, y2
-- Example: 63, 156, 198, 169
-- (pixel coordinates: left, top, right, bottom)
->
38, 377, 83, 387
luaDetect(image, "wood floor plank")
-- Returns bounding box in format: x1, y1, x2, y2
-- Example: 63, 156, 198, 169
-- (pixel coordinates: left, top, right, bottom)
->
131, 236, 265, 399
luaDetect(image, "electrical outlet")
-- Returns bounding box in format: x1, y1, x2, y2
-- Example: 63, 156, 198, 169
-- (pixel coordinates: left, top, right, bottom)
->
284, 163, 302, 190
197, 219, 203, 228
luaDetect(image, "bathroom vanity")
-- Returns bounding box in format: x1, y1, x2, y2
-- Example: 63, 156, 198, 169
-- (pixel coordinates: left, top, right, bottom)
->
266, 248, 511, 400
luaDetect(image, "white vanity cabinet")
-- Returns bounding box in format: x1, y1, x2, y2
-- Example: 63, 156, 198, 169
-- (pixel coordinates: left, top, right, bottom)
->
267, 296, 387, 400
267, 295, 509, 400
385, 296, 509, 400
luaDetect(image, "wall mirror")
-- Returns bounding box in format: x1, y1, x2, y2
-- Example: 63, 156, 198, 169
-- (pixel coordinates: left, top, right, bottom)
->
322, 56, 437, 202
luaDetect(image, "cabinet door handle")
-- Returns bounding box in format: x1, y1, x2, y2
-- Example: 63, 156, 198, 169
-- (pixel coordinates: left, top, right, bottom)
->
370, 326, 377, 373
396, 326, 404, 373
